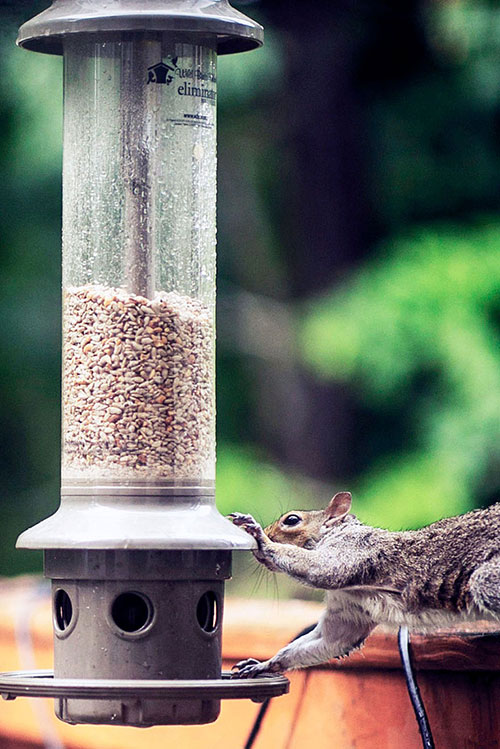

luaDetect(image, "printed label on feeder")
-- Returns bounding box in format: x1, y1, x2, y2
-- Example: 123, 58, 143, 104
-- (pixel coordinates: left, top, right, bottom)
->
147, 60, 177, 86
147, 55, 216, 130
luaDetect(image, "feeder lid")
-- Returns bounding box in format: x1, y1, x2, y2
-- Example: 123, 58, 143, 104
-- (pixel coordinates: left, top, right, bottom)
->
17, 0, 264, 56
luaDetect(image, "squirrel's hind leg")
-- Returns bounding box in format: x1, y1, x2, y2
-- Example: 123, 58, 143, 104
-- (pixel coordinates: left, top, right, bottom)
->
468, 559, 500, 619
232, 625, 323, 678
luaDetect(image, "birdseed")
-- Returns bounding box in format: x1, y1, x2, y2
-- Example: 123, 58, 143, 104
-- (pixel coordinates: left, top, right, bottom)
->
62, 284, 214, 482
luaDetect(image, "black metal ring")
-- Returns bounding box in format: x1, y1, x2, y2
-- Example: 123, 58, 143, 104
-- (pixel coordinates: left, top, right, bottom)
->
0, 670, 289, 703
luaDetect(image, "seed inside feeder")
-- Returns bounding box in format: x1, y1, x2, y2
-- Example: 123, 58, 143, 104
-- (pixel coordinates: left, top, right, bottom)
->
62, 284, 214, 483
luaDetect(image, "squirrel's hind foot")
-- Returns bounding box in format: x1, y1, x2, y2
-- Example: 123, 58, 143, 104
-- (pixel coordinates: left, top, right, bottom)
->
231, 657, 280, 679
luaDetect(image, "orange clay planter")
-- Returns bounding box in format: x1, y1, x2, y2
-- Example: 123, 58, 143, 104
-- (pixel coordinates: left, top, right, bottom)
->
1, 577, 500, 749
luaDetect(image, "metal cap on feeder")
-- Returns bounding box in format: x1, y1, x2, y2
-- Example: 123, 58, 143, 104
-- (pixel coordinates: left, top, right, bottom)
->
1, 0, 288, 729
17, 0, 264, 55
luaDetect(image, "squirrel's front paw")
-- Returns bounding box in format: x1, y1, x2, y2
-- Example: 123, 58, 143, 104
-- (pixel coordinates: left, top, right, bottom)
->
231, 657, 281, 679
228, 512, 264, 541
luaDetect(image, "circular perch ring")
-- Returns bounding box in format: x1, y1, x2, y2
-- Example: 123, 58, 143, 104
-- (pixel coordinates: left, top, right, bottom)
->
0, 670, 289, 704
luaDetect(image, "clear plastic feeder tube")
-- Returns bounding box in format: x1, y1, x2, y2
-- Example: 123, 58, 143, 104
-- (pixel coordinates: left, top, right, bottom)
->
62, 35, 217, 491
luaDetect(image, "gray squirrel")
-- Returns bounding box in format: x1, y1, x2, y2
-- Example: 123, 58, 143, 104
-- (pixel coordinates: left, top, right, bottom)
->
229, 492, 500, 677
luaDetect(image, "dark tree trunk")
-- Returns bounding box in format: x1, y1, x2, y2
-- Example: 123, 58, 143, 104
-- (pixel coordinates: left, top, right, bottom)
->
240, 0, 429, 480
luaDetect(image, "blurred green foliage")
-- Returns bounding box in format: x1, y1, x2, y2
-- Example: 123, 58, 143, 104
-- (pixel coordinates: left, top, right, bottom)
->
0, 38, 62, 575
216, 444, 323, 524
301, 221, 500, 529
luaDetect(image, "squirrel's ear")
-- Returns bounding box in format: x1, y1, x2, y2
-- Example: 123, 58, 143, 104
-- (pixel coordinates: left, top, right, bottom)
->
324, 492, 352, 526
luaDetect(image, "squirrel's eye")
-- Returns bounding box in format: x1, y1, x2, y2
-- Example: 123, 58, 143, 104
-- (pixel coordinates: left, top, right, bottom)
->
283, 514, 301, 527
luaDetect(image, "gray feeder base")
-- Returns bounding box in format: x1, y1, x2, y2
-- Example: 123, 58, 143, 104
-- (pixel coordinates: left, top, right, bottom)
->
56, 693, 219, 726
47, 549, 232, 725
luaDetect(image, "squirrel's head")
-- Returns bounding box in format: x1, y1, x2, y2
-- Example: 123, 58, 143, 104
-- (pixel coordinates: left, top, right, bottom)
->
264, 492, 353, 549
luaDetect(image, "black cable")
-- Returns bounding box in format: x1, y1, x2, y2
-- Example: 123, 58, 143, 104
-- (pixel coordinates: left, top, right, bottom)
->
244, 698, 271, 749
398, 625, 435, 749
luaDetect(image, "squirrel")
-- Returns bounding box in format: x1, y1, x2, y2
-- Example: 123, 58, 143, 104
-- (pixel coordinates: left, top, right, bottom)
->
229, 492, 500, 677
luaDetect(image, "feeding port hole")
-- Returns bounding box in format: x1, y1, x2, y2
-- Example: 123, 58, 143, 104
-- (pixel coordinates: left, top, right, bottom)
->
111, 592, 153, 633
54, 589, 73, 632
197, 591, 218, 633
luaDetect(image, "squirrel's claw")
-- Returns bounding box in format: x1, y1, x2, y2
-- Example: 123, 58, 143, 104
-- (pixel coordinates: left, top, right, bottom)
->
231, 658, 272, 679
228, 512, 256, 526
227, 512, 263, 539
232, 657, 260, 670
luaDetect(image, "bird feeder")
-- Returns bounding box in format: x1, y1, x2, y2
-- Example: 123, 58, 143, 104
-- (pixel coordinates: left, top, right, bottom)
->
0, 0, 288, 727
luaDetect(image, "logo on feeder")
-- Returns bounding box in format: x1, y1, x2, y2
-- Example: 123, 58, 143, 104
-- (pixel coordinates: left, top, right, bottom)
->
147, 57, 178, 85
